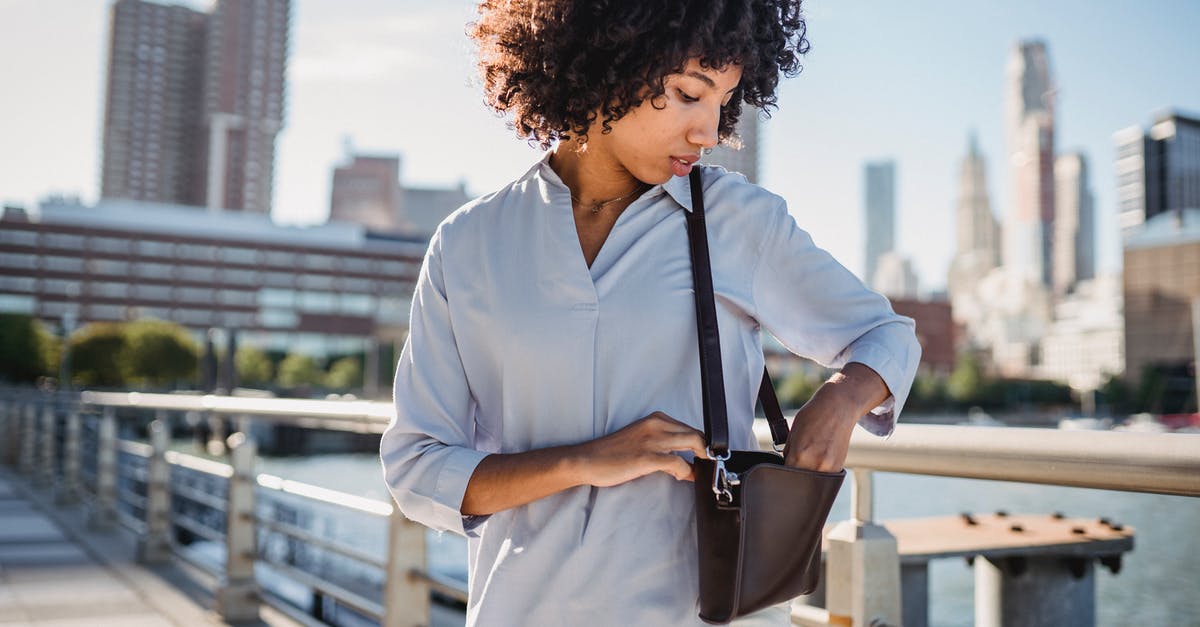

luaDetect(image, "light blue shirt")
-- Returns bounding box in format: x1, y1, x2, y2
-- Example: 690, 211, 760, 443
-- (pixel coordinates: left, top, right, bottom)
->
380, 152, 921, 626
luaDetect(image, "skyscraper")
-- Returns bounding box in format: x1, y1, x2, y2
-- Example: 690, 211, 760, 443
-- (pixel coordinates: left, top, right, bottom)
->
199, 0, 290, 214
100, 0, 289, 214
100, 0, 207, 206
954, 131, 1000, 269
863, 160, 896, 287
1053, 152, 1095, 294
1114, 111, 1200, 234
704, 106, 759, 183
1004, 40, 1056, 288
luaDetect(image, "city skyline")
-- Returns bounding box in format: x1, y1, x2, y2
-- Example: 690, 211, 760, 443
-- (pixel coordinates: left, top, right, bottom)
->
2, 1, 1199, 291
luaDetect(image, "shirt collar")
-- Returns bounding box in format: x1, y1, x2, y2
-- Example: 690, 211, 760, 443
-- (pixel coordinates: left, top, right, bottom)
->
526, 149, 696, 213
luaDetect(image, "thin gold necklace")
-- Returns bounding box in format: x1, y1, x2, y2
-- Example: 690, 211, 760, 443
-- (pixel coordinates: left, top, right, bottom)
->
571, 181, 647, 214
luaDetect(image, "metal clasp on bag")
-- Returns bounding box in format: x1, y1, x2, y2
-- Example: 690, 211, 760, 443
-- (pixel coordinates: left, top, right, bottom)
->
708, 448, 739, 504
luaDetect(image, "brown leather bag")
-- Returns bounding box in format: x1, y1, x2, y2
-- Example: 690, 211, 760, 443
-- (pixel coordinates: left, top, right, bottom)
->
684, 169, 845, 624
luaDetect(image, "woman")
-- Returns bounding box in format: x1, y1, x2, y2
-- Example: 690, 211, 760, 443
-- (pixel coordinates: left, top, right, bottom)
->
380, 1, 921, 624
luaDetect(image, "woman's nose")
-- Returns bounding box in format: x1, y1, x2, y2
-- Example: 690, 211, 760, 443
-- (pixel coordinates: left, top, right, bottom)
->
686, 109, 721, 150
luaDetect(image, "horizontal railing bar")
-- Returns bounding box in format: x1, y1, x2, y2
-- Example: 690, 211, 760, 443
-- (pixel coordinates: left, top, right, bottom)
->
81, 391, 392, 425
256, 474, 393, 517
259, 559, 385, 620
166, 451, 234, 479
255, 517, 387, 570
170, 482, 228, 511
117, 439, 152, 458
115, 509, 147, 535
753, 422, 1200, 497
258, 590, 328, 627
409, 569, 469, 604
118, 487, 147, 510
172, 513, 225, 544
170, 542, 223, 577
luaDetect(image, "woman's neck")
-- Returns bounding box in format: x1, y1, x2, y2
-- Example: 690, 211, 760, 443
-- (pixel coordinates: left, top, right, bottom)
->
549, 142, 642, 206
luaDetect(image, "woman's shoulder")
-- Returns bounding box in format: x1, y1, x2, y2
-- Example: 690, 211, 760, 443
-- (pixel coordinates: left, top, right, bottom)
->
431, 174, 539, 244
695, 164, 790, 225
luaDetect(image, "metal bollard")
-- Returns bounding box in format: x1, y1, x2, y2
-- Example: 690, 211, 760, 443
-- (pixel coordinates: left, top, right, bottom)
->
57, 407, 82, 504
216, 430, 259, 622
824, 469, 902, 627
0, 399, 14, 467
36, 401, 57, 488
137, 415, 172, 563
383, 507, 431, 627
88, 406, 118, 530
19, 401, 36, 475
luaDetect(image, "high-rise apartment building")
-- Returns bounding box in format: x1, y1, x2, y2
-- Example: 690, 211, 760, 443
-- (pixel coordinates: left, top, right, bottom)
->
330, 154, 403, 232
100, 0, 289, 214
100, 0, 207, 205
863, 160, 896, 287
1004, 40, 1056, 288
704, 107, 759, 184
1053, 152, 1095, 294
1114, 111, 1200, 234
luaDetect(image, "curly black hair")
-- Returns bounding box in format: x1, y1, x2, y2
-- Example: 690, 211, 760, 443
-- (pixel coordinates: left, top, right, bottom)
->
468, 0, 809, 148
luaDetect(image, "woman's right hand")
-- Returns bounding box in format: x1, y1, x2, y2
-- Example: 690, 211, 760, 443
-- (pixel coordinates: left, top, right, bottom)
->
576, 411, 708, 487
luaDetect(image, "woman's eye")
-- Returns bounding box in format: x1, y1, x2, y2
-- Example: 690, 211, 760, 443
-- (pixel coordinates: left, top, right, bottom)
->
677, 89, 699, 103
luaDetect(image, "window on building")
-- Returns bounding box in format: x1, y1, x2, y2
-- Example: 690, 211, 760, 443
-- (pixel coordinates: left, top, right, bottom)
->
259, 308, 298, 329
44, 233, 86, 250
258, 288, 295, 308
0, 253, 38, 271
42, 256, 85, 273
0, 230, 38, 247
298, 291, 336, 313
0, 294, 35, 314
223, 247, 259, 265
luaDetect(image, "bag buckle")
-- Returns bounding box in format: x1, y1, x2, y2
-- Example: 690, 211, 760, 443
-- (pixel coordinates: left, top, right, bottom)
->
708, 448, 737, 504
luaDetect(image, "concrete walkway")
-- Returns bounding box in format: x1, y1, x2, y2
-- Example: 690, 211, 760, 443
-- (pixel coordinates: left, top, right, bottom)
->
0, 470, 299, 627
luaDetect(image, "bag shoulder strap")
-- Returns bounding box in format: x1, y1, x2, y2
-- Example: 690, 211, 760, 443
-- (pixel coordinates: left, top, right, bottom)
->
685, 169, 790, 453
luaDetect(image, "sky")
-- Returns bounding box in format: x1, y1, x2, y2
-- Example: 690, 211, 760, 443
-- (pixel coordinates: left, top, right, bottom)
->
1, 0, 1198, 291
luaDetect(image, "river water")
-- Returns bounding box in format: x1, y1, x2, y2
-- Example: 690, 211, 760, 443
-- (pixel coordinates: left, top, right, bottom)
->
255, 435, 1200, 626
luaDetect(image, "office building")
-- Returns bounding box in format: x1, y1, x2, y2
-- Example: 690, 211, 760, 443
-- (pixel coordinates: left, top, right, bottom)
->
704, 107, 759, 184
863, 160, 896, 287
100, 0, 290, 214
1004, 40, 1056, 287
1114, 111, 1200, 234
1038, 274, 1123, 391
1123, 208, 1200, 412
872, 251, 918, 300
1053, 152, 1095, 294
330, 154, 404, 232
0, 198, 425, 360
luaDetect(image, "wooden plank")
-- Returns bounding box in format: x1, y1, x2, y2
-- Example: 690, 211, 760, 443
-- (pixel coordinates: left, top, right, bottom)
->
878, 513, 1134, 561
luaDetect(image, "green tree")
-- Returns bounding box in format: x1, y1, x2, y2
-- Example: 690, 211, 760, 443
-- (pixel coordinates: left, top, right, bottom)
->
777, 370, 821, 409
277, 353, 321, 388
947, 352, 984, 405
325, 356, 363, 391
910, 373, 947, 409
0, 313, 58, 383
68, 322, 128, 387
236, 347, 274, 387
120, 318, 199, 388
1097, 373, 1131, 414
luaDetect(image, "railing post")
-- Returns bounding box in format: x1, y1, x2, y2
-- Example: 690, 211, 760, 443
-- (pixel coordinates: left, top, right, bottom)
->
36, 400, 57, 488
57, 405, 82, 504
383, 507, 431, 627
89, 406, 118, 530
137, 415, 172, 563
216, 429, 259, 622
0, 399, 15, 467
19, 400, 37, 475
825, 469, 902, 627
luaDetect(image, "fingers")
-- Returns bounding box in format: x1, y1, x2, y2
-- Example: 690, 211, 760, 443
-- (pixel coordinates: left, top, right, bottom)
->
654, 453, 695, 482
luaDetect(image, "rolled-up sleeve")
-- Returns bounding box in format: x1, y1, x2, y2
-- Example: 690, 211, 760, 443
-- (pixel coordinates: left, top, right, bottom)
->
751, 200, 922, 437
380, 226, 490, 536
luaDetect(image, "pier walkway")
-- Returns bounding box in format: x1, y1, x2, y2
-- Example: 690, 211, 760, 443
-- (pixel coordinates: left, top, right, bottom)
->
0, 469, 296, 627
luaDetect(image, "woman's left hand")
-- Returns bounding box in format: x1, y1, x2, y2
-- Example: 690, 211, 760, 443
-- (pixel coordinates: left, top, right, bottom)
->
782, 362, 888, 472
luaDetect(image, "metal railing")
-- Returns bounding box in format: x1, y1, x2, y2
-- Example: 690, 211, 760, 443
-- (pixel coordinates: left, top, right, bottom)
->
3, 387, 1199, 627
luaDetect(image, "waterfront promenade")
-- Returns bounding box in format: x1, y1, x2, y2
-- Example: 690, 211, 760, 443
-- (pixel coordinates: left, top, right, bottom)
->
0, 468, 296, 627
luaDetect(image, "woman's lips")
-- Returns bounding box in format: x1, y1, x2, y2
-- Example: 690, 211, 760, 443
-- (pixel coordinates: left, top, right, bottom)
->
670, 155, 699, 177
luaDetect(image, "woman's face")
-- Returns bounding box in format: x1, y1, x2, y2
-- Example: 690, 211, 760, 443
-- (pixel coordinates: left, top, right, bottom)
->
597, 59, 743, 184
